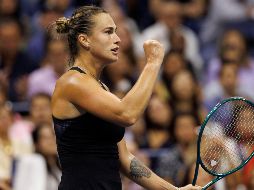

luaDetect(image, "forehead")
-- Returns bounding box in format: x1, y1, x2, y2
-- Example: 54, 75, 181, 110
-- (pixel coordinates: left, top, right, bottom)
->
92, 13, 116, 30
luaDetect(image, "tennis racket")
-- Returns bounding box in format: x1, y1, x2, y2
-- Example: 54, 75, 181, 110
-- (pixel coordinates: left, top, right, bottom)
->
192, 97, 254, 189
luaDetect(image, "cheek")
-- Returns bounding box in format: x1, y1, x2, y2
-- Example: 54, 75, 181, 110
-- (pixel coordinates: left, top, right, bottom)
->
90, 41, 109, 57
91, 33, 110, 49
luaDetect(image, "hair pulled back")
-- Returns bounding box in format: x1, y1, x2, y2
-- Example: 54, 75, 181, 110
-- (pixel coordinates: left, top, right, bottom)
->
50, 6, 107, 65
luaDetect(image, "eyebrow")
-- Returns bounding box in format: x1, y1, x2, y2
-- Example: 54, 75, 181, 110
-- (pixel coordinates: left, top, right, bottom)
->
104, 26, 117, 31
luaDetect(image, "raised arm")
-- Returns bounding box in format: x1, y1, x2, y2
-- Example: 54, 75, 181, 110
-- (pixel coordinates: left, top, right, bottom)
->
59, 40, 164, 126
118, 139, 202, 190
120, 40, 164, 124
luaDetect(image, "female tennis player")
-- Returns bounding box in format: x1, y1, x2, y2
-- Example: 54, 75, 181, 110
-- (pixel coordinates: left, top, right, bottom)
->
50, 5, 201, 190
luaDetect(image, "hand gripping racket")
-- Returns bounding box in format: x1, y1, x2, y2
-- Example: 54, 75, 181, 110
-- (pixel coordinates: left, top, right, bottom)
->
192, 97, 254, 189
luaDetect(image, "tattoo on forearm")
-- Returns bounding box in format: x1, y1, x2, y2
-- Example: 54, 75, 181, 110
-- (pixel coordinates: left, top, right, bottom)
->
129, 157, 152, 179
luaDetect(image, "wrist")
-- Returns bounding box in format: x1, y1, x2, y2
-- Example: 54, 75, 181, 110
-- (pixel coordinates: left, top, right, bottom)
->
145, 63, 161, 70
146, 59, 162, 65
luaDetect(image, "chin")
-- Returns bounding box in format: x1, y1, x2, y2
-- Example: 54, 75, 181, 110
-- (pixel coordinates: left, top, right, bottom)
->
105, 56, 119, 64
112, 57, 119, 62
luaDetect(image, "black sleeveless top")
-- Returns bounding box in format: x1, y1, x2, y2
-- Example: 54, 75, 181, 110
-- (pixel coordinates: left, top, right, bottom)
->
53, 67, 125, 190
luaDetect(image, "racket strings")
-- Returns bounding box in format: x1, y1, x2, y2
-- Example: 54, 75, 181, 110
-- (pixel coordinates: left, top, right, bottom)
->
202, 105, 241, 166
200, 100, 254, 174
220, 102, 251, 163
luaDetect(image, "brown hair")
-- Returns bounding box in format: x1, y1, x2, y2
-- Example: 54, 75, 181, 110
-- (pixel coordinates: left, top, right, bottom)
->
49, 6, 107, 65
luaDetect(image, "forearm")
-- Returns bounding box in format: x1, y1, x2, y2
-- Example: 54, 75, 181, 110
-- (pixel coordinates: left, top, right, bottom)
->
121, 154, 177, 190
121, 63, 161, 123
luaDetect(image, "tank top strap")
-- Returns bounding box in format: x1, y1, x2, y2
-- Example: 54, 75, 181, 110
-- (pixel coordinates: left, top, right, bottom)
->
69, 66, 108, 91
99, 81, 108, 91
69, 67, 86, 74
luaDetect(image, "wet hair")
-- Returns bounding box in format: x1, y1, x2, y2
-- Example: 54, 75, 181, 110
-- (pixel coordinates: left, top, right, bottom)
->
49, 6, 107, 65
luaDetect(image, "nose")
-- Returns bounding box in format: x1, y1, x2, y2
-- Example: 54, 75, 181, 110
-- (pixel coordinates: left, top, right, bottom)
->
114, 33, 121, 44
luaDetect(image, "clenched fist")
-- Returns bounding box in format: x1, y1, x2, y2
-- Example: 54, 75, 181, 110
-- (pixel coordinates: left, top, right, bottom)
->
143, 40, 165, 65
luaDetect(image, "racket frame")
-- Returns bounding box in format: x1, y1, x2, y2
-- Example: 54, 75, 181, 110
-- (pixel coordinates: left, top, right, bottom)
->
192, 97, 254, 189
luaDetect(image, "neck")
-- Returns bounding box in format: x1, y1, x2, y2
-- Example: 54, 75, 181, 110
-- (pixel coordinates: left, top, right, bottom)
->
73, 53, 104, 80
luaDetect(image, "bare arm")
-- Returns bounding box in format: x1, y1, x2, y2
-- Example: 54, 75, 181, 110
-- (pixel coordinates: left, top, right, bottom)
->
120, 40, 164, 125
60, 40, 164, 126
118, 139, 202, 190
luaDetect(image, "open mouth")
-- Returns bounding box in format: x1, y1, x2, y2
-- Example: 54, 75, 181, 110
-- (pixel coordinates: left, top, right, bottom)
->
111, 47, 119, 54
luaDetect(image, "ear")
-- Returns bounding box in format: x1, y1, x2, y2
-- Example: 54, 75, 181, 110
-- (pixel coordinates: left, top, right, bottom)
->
78, 34, 90, 50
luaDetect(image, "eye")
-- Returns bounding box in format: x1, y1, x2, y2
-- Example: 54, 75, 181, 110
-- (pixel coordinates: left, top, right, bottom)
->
105, 30, 113, 34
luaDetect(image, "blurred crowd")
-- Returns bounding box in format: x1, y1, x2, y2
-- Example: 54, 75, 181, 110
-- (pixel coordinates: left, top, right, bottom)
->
0, 0, 254, 189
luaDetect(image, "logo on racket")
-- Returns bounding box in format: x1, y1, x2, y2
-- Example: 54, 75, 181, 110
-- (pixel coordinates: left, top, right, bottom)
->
211, 160, 217, 167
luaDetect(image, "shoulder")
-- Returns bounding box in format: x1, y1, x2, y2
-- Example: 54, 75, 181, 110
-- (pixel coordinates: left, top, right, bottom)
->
55, 71, 84, 89
53, 70, 100, 100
